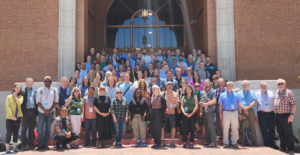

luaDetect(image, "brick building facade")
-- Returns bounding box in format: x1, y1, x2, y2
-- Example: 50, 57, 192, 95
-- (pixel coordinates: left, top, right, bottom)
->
0, 0, 299, 91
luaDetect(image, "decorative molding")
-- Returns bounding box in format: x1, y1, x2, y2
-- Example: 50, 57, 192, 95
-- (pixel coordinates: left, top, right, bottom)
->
58, 0, 76, 81
216, 0, 236, 81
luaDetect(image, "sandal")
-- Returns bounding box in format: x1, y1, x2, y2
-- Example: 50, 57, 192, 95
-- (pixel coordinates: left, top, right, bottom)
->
208, 143, 216, 147
70, 144, 79, 149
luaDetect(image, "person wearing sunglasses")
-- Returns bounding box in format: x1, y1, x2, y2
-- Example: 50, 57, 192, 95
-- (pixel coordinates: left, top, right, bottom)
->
82, 86, 97, 147
237, 80, 259, 147
111, 89, 129, 147
274, 79, 297, 154
93, 86, 111, 148
116, 72, 125, 88
5, 84, 23, 153
53, 106, 79, 150
36, 76, 59, 151
79, 62, 88, 80
170, 58, 179, 74
65, 87, 83, 148
149, 85, 166, 148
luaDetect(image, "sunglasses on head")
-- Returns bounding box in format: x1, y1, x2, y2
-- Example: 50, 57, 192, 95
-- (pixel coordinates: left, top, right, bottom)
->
44, 80, 51, 83
278, 83, 284, 86
116, 92, 122, 94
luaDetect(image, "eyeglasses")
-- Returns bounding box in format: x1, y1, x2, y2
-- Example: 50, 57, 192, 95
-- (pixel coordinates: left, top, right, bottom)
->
127, 69, 131, 71
173, 60, 178, 62
181, 82, 186, 84
74, 90, 80, 92
151, 81, 157, 83
136, 92, 141, 95
194, 86, 200, 88
44, 80, 51, 83
120, 76, 124, 78
61, 110, 67, 112
116, 92, 122, 94
278, 83, 284, 86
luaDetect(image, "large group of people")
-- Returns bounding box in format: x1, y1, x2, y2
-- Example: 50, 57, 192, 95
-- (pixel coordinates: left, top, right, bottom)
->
5, 47, 297, 155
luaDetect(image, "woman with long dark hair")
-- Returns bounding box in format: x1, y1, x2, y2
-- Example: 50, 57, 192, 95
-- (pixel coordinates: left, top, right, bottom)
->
93, 86, 111, 148
126, 66, 135, 83
181, 85, 198, 148
129, 88, 149, 147
147, 63, 155, 77
142, 69, 151, 86
134, 63, 141, 80
190, 72, 204, 90
80, 76, 91, 96
5, 84, 23, 153
149, 85, 166, 148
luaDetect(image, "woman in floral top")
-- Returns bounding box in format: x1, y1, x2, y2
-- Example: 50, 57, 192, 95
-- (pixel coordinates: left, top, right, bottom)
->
65, 87, 83, 148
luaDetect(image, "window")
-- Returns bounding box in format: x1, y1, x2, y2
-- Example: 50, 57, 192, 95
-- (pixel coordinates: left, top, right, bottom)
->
106, 0, 184, 48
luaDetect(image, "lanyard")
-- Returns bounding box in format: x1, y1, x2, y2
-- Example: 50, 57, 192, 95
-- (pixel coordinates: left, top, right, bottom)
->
45, 87, 51, 99
244, 91, 249, 102
261, 91, 269, 102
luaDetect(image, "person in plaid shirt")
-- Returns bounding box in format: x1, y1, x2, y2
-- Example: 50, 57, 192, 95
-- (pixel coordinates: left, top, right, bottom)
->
161, 81, 179, 146
53, 106, 79, 150
274, 79, 297, 154
111, 89, 129, 147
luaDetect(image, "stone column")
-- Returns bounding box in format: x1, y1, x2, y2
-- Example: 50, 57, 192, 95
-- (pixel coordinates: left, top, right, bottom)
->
216, 0, 236, 81
58, 0, 76, 81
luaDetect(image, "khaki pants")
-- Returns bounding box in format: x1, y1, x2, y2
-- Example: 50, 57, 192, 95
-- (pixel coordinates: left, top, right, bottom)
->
223, 110, 239, 145
239, 108, 257, 144
132, 114, 147, 141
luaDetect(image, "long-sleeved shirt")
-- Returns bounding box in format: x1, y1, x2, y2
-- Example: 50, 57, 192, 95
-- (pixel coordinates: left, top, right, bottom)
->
111, 97, 129, 120
274, 88, 297, 114
6, 94, 23, 119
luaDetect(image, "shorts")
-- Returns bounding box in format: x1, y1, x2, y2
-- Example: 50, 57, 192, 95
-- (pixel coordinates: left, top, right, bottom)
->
163, 114, 176, 128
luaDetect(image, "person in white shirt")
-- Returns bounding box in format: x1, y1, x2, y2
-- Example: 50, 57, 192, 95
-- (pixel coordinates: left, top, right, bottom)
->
36, 76, 59, 150
142, 49, 151, 65
255, 82, 279, 150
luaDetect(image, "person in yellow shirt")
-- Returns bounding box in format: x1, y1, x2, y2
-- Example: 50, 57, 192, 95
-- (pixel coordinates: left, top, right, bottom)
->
5, 84, 23, 153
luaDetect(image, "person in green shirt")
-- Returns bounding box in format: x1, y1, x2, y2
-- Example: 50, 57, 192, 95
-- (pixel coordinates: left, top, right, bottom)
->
100, 55, 106, 71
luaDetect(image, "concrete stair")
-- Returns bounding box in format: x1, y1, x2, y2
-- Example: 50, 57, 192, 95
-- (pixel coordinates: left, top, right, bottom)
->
48, 132, 224, 146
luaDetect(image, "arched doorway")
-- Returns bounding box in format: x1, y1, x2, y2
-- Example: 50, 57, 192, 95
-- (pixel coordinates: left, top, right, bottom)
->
105, 0, 184, 50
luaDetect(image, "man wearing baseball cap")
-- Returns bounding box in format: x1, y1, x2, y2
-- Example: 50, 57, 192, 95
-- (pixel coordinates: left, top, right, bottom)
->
161, 81, 179, 146
36, 76, 59, 150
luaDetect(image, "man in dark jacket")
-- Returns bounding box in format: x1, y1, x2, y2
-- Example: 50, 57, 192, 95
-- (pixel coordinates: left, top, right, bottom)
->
21, 78, 38, 150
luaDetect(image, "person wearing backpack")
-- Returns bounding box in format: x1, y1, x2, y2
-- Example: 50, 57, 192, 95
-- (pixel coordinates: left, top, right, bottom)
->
5, 84, 23, 153
35, 76, 59, 151
21, 78, 37, 151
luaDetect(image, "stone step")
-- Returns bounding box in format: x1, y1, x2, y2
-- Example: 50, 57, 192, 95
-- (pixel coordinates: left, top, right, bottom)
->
78, 132, 185, 139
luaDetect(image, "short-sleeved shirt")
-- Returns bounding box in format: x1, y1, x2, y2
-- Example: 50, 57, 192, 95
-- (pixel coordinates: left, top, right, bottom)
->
203, 88, 216, 113
204, 63, 217, 80
256, 91, 275, 113
83, 95, 96, 119
119, 82, 135, 104
218, 91, 241, 110
36, 87, 59, 113
162, 91, 179, 114
215, 87, 226, 112
53, 115, 71, 137
274, 88, 297, 114
69, 97, 83, 115
161, 78, 179, 91
237, 90, 257, 109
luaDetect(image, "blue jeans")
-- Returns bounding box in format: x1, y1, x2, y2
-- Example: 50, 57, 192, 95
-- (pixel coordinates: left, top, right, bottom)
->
113, 119, 126, 143
37, 112, 54, 146
85, 119, 97, 145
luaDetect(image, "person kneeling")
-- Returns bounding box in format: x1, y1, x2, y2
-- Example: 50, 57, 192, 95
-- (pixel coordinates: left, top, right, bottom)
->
53, 106, 79, 150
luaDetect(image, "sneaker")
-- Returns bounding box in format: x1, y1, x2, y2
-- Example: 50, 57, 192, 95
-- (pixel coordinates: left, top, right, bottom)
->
113, 141, 116, 146
223, 144, 229, 148
182, 144, 186, 148
13, 148, 20, 152
170, 141, 175, 147
232, 144, 239, 148
21, 145, 28, 151
35, 146, 43, 151
162, 140, 166, 146
135, 142, 140, 147
27, 145, 36, 150
83, 143, 89, 147
288, 151, 295, 155
253, 142, 259, 146
43, 145, 50, 150
6, 149, 11, 154
151, 144, 157, 148
141, 142, 147, 147
116, 143, 122, 147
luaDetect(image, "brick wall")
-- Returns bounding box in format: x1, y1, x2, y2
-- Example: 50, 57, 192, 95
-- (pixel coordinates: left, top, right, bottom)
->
0, 0, 59, 91
76, 0, 88, 63
234, 0, 300, 88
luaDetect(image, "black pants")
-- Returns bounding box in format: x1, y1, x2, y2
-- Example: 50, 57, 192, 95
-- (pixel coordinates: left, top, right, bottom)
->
258, 111, 276, 147
182, 112, 197, 142
97, 115, 111, 141
6, 119, 21, 143
276, 113, 294, 151
54, 133, 79, 145
21, 109, 37, 146
150, 109, 163, 146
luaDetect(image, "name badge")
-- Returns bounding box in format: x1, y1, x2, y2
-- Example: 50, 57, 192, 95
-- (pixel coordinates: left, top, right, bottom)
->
231, 105, 234, 109
243, 104, 246, 107
170, 104, 173, 108
29, 97, 33, 102
44, 99, 48, 106
184, 107, 188, 112
89, 108, 93, 112
265, 102, 268, 106
77, 108, 81, 113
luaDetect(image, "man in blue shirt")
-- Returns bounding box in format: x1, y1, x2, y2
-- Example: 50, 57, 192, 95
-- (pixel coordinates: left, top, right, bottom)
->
109, 48, 121, 60
160, 64, 169, 80
127, 53, 136, 68
120, 46, 131, 60
88, 47, 96, 62
153, 69, 162, 87
132, 48, 140, 61
219, 81, 242, 148
177, 55, 187, 71
237, 80, 259, 147
161, 70, 179, 92
56, 77, 71, 117
157, 49, 164, 62
180, 64, 187, 77
140, 59, 148, 70
86, 55, 92, 71
119, 73, 135, 104
79, 62, 88, 80
167, 51, 176, 67
174, 49, 186, 62
204, 56, 217, 81
215, 78, 226, 139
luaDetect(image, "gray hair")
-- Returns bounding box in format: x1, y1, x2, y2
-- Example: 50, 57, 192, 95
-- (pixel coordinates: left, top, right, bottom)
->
226, 81, 234, 86
242, 80, 250, 85
260, 81, 267, 86
26, 78, 33, 82
277, 78, 286, 84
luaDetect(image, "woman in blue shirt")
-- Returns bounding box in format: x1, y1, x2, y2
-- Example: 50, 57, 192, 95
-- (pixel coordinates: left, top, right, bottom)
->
79, 76, 91, 96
